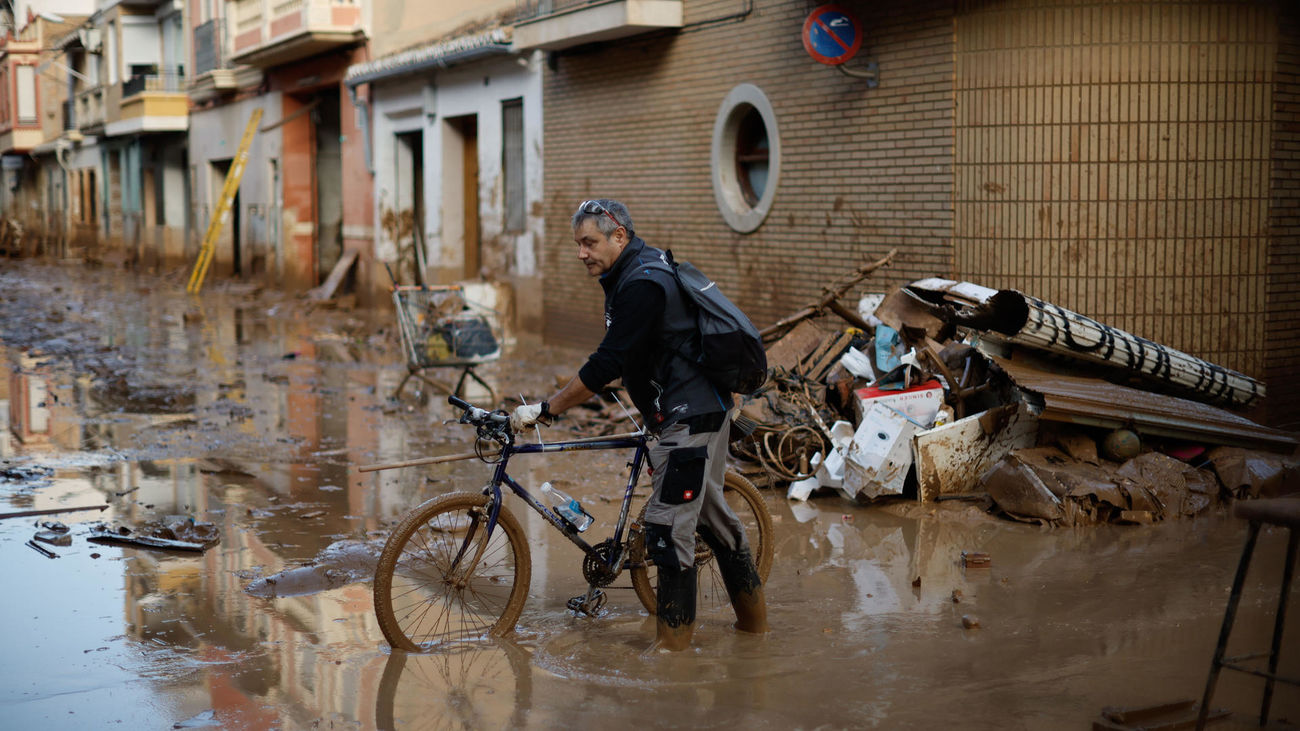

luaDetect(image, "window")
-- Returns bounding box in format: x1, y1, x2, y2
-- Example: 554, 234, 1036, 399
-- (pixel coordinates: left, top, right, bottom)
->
502, 98, 525, 233
16, 65, 35, 124
711, 84, 781, 233
734, 106, 769, 207
107, 21, 118, 85
0, 67, 9, 124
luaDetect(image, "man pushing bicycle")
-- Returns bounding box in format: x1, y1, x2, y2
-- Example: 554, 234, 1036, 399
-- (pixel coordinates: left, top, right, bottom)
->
509, 198, 769, 652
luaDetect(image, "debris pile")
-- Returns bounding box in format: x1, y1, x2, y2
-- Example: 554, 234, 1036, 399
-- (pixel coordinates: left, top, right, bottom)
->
731, 260, 1299, 526
87, 518, 221, 552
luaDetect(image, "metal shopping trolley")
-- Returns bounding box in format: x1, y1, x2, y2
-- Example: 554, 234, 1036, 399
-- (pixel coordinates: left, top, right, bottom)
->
391, 285, 500, 404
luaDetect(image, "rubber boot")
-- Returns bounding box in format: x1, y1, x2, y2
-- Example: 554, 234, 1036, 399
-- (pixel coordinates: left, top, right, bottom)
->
651, 564, 697, 652
717, 547, 769, 634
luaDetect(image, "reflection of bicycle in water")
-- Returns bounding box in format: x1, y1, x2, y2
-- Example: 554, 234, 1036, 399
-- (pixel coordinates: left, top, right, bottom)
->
371, 396, 773, 651
375, 639, 532, 730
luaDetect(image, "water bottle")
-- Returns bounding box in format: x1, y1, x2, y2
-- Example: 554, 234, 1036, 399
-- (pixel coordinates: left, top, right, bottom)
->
540, 482, 593, 532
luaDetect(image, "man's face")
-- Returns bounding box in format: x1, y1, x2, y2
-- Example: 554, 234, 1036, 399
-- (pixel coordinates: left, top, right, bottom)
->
574, 218, 628, 277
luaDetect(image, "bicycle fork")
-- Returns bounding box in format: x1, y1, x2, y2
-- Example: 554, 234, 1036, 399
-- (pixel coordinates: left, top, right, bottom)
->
446, 506, 493, 588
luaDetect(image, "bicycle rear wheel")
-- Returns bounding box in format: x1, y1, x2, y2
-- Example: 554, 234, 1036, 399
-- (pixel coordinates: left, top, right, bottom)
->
374, 491, 531, 651
629, 470, 773, 615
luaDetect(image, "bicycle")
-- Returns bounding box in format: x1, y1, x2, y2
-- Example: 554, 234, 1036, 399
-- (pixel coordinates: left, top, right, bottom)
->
370, 395, 774, 652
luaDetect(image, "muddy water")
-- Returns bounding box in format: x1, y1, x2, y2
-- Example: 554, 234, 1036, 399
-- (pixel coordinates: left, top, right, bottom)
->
1, 262, 1296, 729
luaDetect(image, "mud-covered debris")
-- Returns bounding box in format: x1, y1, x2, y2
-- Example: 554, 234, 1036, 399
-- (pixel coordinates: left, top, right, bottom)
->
1206, 447, 1299, 499
33, 530, 72, 546
88, 519, 220, 552
244, 540, 383, 598
1, 462, 53, 484
980, 447, 1224, 526
39, 520, 68, 533
961, 615, 980, 629
173, 709, 221, 728
961, 551, 990, 567
26, 540, 58, 558
951, 589, 963, 603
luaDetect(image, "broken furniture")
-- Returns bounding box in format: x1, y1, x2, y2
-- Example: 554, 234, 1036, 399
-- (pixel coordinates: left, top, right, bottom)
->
391, 284, 500, 403
1196, 496, 1300, 730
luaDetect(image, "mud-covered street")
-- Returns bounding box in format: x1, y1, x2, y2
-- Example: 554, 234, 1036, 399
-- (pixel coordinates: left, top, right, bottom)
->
0, 260, 1296, 730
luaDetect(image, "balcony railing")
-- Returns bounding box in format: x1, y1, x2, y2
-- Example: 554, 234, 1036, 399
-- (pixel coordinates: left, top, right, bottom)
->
62, 100, 75, 131
122, 71, 187, 99
76, 87, 105, 129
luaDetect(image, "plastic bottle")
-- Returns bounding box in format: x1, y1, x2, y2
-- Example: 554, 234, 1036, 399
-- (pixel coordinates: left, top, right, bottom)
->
540, 482, 593, 532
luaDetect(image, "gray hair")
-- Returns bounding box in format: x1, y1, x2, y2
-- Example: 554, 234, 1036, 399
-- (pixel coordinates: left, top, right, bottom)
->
571, 198, 635, 239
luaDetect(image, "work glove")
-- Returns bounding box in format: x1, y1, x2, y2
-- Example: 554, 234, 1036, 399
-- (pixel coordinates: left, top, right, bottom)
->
510, 403, 546, 433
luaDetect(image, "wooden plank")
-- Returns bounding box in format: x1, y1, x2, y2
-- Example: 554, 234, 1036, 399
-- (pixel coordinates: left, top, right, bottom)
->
308, 248, 359, 301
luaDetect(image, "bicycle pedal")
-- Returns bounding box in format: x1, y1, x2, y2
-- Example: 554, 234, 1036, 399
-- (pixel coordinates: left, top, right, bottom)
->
566, 589, 607, 617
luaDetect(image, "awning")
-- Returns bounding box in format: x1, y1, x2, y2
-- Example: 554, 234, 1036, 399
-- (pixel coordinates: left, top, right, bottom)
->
991, 356, 1297, 453
344, 28, 512, 88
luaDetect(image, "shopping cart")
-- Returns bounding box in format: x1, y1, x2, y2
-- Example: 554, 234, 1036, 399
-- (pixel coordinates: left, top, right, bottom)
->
391, 285, 500, 404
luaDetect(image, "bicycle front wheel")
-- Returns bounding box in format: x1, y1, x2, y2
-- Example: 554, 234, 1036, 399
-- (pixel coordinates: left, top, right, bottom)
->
629, 470, 773, 615
374, 491, 531, 651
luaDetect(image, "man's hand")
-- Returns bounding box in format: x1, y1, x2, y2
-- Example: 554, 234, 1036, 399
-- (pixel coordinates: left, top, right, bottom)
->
510, 403, 546, 433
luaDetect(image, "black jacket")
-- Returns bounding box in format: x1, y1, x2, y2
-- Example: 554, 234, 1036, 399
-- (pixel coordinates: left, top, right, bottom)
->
577, 237, 731, 430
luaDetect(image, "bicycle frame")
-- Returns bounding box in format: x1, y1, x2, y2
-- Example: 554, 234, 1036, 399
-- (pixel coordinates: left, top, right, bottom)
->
481, 433, 651, 567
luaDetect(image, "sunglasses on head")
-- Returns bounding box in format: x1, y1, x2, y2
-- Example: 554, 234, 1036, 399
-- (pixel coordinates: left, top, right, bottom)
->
578, 200, 623, 232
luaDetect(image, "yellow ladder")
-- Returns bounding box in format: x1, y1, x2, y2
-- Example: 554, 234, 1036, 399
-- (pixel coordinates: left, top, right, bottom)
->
187, 108, 263, 294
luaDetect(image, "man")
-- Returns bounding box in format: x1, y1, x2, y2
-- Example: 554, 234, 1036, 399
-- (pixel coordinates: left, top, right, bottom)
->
510, 198, 768, 651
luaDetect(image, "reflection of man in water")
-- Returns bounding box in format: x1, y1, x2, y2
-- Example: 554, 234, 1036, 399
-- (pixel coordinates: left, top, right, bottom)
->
509, 198, 768, 651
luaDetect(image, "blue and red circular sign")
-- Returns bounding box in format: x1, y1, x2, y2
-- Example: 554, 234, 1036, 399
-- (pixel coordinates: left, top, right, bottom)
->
802, 4, 863, 66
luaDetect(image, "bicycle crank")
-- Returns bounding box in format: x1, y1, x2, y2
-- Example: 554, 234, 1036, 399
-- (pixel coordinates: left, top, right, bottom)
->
566, 587, 607, 617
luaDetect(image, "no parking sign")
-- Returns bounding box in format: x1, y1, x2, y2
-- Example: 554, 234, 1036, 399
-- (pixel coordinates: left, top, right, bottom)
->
802, 4, 863, 66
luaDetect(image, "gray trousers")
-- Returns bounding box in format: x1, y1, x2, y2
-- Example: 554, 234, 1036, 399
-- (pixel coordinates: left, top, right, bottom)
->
643, 413, 750, 571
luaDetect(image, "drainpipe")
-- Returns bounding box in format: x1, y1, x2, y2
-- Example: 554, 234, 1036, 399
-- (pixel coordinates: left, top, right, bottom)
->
346, 84, 373, 176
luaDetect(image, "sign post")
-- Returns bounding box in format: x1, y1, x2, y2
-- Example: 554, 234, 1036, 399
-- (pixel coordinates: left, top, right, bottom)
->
801, 5, 877, 85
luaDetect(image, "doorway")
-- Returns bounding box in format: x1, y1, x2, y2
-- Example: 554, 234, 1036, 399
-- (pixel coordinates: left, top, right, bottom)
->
394, 130, 424, 286
313, 89, 343, 282
442, 114, 479, 279
211, 159, 241, 276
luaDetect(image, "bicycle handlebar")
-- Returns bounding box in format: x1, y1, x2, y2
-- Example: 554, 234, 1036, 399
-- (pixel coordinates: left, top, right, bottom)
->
448, 395, 510, 427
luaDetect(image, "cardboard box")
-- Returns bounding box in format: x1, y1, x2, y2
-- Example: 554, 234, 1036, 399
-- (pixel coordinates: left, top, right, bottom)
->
854, 379, 944, 428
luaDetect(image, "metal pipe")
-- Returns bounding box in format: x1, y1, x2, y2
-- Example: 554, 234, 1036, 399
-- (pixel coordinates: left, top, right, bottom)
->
345, 85, 373, 176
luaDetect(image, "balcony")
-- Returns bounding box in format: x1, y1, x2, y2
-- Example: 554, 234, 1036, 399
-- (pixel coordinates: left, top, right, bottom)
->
76, 86, 106, 132
512, 0, 683, 51
107, 71, 189, 137
62, 100, 76, 131
229, 0, 366, 69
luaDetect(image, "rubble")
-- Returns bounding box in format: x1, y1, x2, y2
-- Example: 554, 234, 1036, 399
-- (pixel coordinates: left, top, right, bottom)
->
730, 269, 1299, 528
88, 518, 221, 552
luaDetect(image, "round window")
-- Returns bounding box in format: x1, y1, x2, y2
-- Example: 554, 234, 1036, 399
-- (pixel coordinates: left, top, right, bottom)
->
712, 84, 780, 233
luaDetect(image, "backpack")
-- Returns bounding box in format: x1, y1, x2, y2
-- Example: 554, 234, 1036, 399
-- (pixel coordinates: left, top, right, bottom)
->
656, 250, 769, 395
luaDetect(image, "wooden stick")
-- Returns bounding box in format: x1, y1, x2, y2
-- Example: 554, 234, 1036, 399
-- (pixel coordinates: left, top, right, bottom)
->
0, 504, 109, 521
358, 431, 647, 473
759, 248, 896, 339
358, 451, 480, 472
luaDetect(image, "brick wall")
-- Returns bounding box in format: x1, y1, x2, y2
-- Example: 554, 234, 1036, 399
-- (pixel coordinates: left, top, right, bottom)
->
541, 0, 956, 351
1268, 0, 1300, 429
